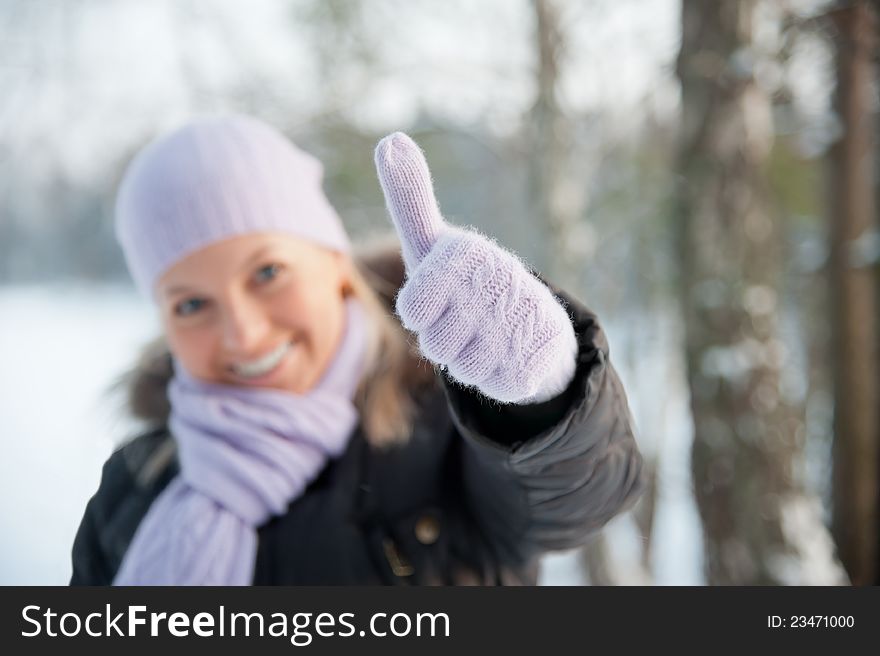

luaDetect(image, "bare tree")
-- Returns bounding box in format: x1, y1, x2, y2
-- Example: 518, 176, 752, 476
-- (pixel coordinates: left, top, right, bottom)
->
529, 0, 580, 285
676, 0, 847, 585
528, 0, 656, 585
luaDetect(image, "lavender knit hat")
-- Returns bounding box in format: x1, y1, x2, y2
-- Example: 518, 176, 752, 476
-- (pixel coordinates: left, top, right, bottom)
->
115, 114, 350, 298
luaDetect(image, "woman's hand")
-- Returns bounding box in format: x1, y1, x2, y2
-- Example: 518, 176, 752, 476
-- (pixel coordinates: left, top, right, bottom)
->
373, 132, 577, 404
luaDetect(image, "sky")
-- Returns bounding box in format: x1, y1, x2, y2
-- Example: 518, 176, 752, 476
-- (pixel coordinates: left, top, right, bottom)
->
0, 0, 681, 193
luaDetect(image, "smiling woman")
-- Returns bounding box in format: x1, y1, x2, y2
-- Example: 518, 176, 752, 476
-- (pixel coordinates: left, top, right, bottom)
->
70, 114, 644, 586
156, 233, 352, 394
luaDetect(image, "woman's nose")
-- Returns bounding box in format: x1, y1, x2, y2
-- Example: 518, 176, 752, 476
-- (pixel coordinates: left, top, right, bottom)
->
220, 297, 271, 354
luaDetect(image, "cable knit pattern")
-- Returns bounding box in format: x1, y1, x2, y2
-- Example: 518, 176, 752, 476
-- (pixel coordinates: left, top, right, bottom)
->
374, 132, 577, 404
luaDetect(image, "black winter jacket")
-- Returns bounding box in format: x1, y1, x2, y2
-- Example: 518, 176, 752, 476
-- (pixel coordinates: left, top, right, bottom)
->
70, 243, 644, 585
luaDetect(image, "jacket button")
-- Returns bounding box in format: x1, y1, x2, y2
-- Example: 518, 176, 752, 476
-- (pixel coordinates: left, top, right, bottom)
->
415, 514, 440, 545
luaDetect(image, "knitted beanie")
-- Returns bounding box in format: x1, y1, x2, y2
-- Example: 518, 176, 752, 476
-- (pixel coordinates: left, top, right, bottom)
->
115, 114, 350, 298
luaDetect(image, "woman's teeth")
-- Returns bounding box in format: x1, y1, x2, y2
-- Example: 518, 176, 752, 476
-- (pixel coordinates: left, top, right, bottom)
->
232, 342, 293, 378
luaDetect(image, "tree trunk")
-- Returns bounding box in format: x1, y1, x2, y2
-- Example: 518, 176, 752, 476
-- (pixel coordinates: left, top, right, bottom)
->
676, 0, 847, 585
529, 0, 649, 586
828, 1, 879, 587
529, 0, 581, 289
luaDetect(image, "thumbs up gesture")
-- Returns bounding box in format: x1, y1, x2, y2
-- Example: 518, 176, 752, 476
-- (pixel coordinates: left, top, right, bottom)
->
374, 133, 577, 404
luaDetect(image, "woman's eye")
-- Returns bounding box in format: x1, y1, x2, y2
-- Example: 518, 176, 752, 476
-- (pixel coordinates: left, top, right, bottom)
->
174, 298, 206, 317
255, 263, 283, 284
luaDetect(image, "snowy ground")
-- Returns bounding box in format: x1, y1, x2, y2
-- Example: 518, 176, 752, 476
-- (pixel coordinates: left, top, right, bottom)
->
0, 284, 157, 585
0, 284, 703, 585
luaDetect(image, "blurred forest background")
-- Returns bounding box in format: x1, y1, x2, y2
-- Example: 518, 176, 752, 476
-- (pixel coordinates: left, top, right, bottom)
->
1, 0, 878, 586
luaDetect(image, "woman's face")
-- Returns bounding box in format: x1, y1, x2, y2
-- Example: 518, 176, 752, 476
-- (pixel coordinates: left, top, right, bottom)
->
156, 232, 351, 394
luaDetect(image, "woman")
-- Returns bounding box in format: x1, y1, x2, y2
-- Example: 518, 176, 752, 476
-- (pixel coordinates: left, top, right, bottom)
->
70, 115, 644, 585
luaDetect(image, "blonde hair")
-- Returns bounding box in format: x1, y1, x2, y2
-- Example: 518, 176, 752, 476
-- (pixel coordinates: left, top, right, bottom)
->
346, 255, 428, 447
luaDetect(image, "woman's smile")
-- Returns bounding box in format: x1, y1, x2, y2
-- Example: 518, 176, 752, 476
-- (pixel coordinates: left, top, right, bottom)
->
228, 339, 297, 384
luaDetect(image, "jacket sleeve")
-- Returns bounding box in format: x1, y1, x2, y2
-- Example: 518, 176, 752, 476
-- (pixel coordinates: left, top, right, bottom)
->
70, 430, 177, 585
70, 456, 124, 585
440, 282, 645, 565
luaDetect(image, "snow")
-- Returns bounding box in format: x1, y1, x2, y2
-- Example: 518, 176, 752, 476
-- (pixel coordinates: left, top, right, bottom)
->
0, 284, 156, 584
769, 494, 849, 585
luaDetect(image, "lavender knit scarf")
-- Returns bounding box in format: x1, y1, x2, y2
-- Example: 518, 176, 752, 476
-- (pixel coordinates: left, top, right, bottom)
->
113, 297, 368, 585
